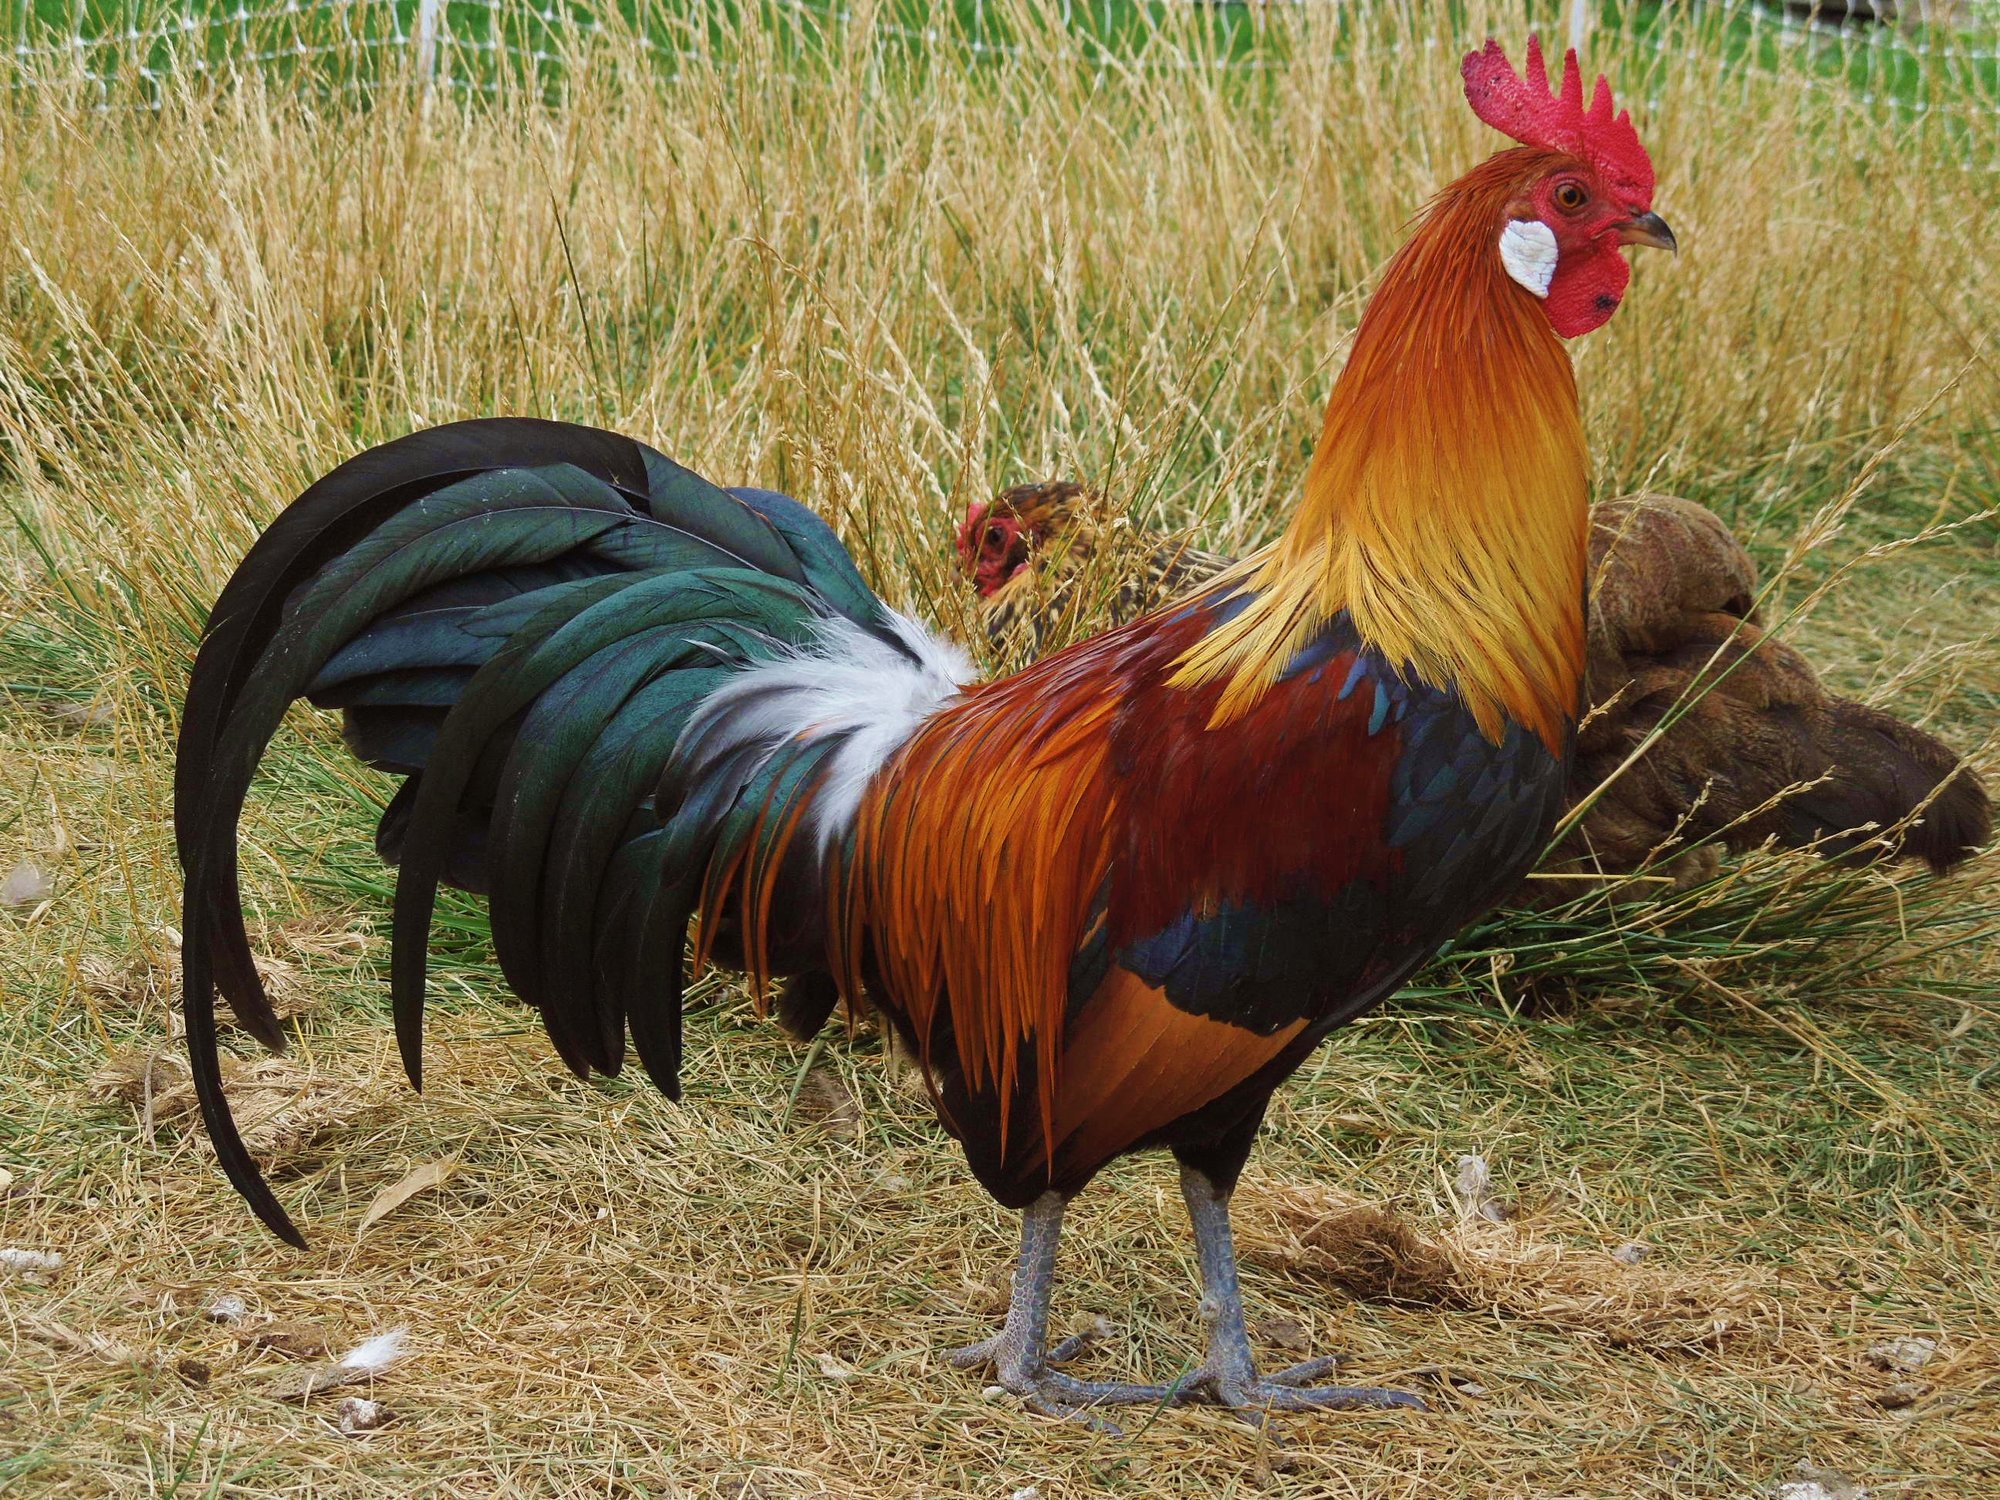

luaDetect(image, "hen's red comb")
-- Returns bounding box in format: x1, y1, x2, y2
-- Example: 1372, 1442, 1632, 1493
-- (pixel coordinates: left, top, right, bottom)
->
1461, 35, 1654, 206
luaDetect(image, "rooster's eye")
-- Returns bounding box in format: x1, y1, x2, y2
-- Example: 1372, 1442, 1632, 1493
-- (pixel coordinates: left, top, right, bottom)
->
985, 527, 1005, 548
1553, 181, 1587, 213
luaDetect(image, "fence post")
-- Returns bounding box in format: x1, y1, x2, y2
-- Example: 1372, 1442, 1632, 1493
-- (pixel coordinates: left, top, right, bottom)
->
1568, 0, 1591, 58
413, 0, 445, 108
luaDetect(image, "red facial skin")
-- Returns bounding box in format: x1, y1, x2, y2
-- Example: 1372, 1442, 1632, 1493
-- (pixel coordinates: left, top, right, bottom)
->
1517, 166, 1642, 338
956, 501, 1031, 598
1460, 38, 1663, 341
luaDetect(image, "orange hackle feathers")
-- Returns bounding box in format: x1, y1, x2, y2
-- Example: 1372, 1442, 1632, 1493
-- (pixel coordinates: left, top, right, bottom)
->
834, 607, 1210, 1160
1169, 150, 1592, 754
844, 664, 1120, 1153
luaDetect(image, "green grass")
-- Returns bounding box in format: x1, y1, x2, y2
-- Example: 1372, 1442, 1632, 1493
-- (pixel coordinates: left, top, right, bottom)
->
8, 0, 1999, 119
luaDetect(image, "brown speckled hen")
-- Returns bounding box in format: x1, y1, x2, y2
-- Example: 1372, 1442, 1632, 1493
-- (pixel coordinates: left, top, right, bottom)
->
959, 482, 1231, 655
960, 485, 1990, 884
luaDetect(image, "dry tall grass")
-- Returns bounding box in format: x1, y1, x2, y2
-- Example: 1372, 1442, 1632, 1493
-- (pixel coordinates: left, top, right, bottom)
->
2, 2, 1997, 1495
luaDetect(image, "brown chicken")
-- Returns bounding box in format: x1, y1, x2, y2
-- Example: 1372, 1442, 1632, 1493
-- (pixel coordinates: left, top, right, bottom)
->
959, 482, 1232, 654
960, 483, 1990, 884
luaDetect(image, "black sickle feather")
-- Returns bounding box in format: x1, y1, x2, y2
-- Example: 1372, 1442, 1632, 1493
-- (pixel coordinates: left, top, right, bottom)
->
389, 570, 824, 1083
537, 671, 730, 1069
180, 418, 892, 1245
175, 422, 649, 1039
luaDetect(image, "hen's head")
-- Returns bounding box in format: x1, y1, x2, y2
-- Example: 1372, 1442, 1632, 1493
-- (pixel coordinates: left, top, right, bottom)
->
956, 481, 1090, 598
1462, 36, 1673, 338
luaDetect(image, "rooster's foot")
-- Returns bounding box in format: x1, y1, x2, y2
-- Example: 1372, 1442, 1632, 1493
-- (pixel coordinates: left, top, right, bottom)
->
949, 1326, 1096, 1371
1177, 1164, 1430, 1424
1175, 1364, 1428, 1417
953, 1192, 1177, 1431
952, 1337, 1176, 1431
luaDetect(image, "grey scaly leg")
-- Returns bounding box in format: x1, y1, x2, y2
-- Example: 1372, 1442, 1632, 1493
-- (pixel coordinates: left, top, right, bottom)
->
1174, 1164, 1427, 1417
949, 1191, 1177, 1429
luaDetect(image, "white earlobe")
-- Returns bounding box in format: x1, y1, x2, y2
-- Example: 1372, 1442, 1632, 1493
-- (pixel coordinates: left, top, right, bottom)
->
1498, 220, 1559, 299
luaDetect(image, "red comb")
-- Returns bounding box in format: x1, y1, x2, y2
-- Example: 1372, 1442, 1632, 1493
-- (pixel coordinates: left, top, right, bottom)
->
1461, 36, 1654, 205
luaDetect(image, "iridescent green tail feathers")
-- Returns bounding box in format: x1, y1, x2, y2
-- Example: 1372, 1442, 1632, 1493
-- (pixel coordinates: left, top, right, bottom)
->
175, 419, 907, 1246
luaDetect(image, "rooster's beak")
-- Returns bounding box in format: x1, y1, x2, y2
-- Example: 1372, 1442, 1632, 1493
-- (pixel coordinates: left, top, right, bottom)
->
1617, 213, 1677, 255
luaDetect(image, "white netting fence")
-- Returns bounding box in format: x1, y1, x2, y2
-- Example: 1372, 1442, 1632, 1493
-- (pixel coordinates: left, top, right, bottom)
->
7, 0, 1998, 125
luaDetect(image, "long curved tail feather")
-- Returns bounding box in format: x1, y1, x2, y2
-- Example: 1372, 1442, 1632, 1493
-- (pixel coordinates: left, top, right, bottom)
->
177, 418, 964, 1246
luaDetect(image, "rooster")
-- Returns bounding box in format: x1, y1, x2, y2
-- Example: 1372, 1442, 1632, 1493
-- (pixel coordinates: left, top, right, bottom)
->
183, 39, 1679, 1422
963, 486, 1989, 884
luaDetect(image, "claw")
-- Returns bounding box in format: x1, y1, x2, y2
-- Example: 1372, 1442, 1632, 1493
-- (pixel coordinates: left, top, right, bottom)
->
956, 1335, 1177, 1433
1172, 1367, 1428, 1417
947, 1335, 1002, 1372
1021, 1392, 1127, 1436
1044, 1330, 1091, 1366
1024, 1368, 1177, 1428
1242, 1382, 1428, 1414
1264, 1354, 1344, 1387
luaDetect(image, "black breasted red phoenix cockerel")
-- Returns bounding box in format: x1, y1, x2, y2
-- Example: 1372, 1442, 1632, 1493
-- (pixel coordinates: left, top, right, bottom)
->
182, 39, 1677, 1422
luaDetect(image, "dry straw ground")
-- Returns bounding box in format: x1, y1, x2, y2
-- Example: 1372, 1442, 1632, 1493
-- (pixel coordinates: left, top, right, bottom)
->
2, 1, 1997, 1495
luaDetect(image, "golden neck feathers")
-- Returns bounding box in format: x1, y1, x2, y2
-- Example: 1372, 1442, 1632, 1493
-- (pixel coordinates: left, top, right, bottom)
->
1174, 150, 1591, 754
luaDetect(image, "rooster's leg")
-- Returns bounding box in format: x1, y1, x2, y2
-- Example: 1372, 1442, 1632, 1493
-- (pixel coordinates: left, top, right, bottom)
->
1174, 1165, 1427, 1418
949, 1191, 1177, 1429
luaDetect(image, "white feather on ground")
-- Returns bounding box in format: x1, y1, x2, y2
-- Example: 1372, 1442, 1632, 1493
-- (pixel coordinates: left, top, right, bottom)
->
338, 1327, 410, 1374
260, 1326, 413, 1401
